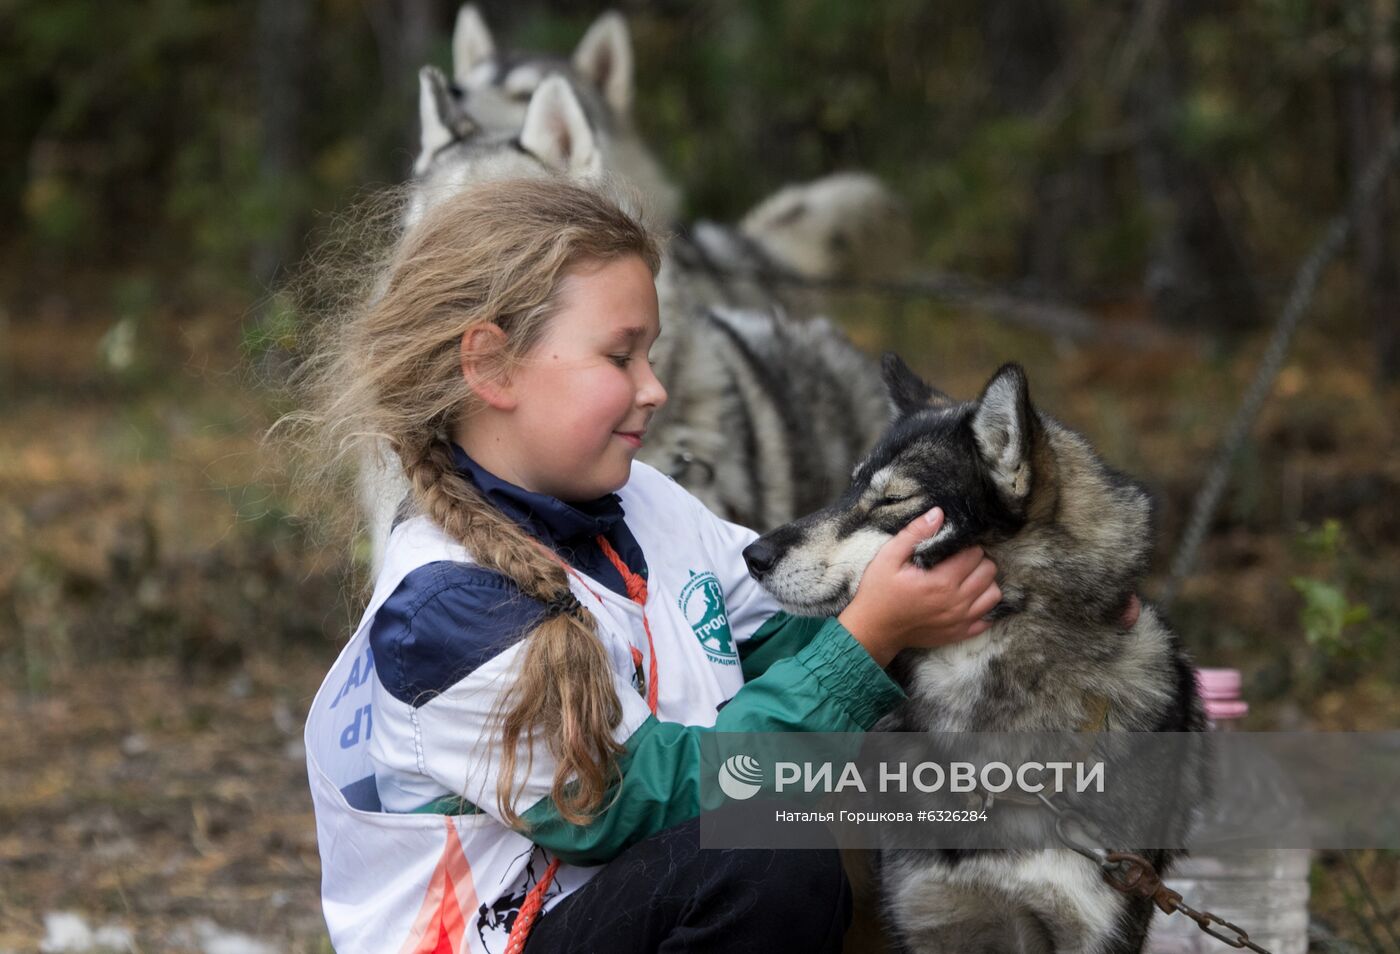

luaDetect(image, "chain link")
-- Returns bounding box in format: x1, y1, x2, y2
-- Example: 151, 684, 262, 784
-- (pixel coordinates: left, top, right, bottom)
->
1033, 793, 1276, 954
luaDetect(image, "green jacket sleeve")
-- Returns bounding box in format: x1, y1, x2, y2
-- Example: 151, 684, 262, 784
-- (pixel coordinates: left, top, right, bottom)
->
519, 616, 904, 866
738, 611, 830, 682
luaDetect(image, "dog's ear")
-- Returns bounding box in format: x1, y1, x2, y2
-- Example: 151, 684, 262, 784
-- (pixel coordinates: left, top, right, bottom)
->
972, 363, 1037, 504
416, 67, 475, 175
881, 353, 954, 418
574, 11, 633, 116
520, 76, 602, 177
452, 4, 496, 86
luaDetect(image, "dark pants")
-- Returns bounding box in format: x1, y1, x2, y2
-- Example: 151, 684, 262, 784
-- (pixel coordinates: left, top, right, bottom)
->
522, 818, 852, 953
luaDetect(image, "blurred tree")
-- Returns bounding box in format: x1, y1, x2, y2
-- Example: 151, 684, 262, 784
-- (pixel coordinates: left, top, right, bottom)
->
979, 0, 1074, 287
1129, 0, 1263, 332
1327, 0, 1399, 382
254, 0, 312, 290
361, 0, 441, 179
0, 0, 1394, 380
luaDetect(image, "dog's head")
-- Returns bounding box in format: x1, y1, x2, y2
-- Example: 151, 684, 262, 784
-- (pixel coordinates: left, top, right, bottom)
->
407, 68, 610, 224
408, 8, 678, 231
742, 356, 1058, 617
446, 5, 632, 134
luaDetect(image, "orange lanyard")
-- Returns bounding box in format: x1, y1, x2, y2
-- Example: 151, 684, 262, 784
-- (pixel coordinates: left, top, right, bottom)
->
593, 534, 660, 716
504, 534, 658, 953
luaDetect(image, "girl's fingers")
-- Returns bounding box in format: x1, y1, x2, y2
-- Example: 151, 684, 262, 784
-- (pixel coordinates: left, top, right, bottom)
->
968, 584, 1003, 620
966, 620, 991, 638
886, 507, 944, 564
957, 557, 999, 599
929, 545, 983, 583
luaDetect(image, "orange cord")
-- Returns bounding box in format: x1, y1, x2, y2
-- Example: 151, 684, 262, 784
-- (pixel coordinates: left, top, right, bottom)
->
501, 856, 560, 954
594, 535, 659, 716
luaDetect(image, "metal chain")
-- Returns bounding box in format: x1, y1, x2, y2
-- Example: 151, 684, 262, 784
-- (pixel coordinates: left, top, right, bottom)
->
1036, 793, 1276, 954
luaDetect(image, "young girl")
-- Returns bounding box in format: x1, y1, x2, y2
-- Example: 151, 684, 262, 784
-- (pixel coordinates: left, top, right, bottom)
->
301, 178, 1001, 954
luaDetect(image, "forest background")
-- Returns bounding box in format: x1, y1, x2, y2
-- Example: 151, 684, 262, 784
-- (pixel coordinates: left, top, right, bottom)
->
1, 1, 1398, 951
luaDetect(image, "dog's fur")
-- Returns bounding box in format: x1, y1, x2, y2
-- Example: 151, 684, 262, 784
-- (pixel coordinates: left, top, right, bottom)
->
435, 5, 681, 228
739, 171, 915, 283
410, 66, 616, 228
427, 6, 912, 290
743, 357, 1206, 953
648, 306, 889, 530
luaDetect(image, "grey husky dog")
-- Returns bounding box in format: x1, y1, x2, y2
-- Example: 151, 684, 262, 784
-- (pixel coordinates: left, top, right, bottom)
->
438, 5, 681, 229
435, 5, 911, 292
742, 357, 1206, 953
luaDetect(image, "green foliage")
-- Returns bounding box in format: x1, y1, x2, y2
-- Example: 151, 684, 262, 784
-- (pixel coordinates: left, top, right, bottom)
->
0, 0, 1381, 306
1290, 576, 1372, 651
22, 174, 94, 250
1296, 518, 1345, 560
1288, 520, 1388, 664
242, 291, 301, 361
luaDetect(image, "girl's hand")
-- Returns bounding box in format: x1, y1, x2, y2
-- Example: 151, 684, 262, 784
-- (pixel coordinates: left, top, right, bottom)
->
837, 507, 1000, 667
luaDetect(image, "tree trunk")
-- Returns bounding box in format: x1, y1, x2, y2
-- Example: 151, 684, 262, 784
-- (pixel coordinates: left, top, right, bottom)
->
253, 0, 312, 289
1130, 3, 1261, 333
362, 0, 440, 180
978, 0, 1079, 291
1331, 2, 1400, 383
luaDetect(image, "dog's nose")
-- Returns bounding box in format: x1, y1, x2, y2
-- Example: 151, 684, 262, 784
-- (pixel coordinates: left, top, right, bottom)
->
742, 539, 778, 579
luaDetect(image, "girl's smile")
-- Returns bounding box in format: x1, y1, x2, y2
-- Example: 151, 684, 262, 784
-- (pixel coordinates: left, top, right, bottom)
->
455, 254, 667, 503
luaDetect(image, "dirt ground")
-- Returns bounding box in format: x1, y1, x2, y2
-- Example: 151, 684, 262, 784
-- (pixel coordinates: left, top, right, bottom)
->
2, 287, 1397, 951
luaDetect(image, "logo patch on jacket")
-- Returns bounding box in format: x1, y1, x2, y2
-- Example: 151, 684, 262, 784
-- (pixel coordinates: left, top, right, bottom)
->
678, 570, 737, 665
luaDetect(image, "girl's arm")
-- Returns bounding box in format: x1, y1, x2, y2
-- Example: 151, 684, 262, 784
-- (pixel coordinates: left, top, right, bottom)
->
738, 612, 828, 681
371, 575, 902, 867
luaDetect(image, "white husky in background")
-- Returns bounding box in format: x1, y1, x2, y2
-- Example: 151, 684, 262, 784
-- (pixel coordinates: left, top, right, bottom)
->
672, 171, 916, 317
739, 171, 915, 283
435, 5, 680, 229
357, 8, 921, 572
435, 5, 913, 288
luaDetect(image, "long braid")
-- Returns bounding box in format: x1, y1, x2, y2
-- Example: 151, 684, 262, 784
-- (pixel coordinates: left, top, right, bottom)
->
401, 434, 626, 828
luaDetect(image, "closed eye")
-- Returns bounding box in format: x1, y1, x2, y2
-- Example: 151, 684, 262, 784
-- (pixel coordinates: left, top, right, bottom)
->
609, 353, 633, 368
875, 494, 916, 508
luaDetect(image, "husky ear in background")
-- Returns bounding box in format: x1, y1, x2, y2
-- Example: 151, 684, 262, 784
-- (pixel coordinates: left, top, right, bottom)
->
452, 4, 633, 119
452, 5, 495, 86
519, 76, 603, 178
879, 353, 954, 418
971, 363, 1038, 508
416, 66, 476, 176
573, 11, 633, 117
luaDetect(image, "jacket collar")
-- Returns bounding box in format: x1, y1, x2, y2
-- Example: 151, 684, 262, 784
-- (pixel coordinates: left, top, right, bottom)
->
450, 443, 625, 545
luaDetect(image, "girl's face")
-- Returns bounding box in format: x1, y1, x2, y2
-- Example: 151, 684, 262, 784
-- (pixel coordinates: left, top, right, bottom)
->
504, 255, 666, 501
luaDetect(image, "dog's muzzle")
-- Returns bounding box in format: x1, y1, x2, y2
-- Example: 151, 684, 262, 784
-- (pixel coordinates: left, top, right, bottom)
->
742, 539, 778, 580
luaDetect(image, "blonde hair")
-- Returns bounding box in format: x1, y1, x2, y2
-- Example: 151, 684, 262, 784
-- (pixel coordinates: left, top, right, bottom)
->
294, 177, 662, 826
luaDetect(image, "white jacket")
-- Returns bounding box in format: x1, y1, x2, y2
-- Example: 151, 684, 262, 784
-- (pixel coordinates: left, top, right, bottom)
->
305, 462, 904, 953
